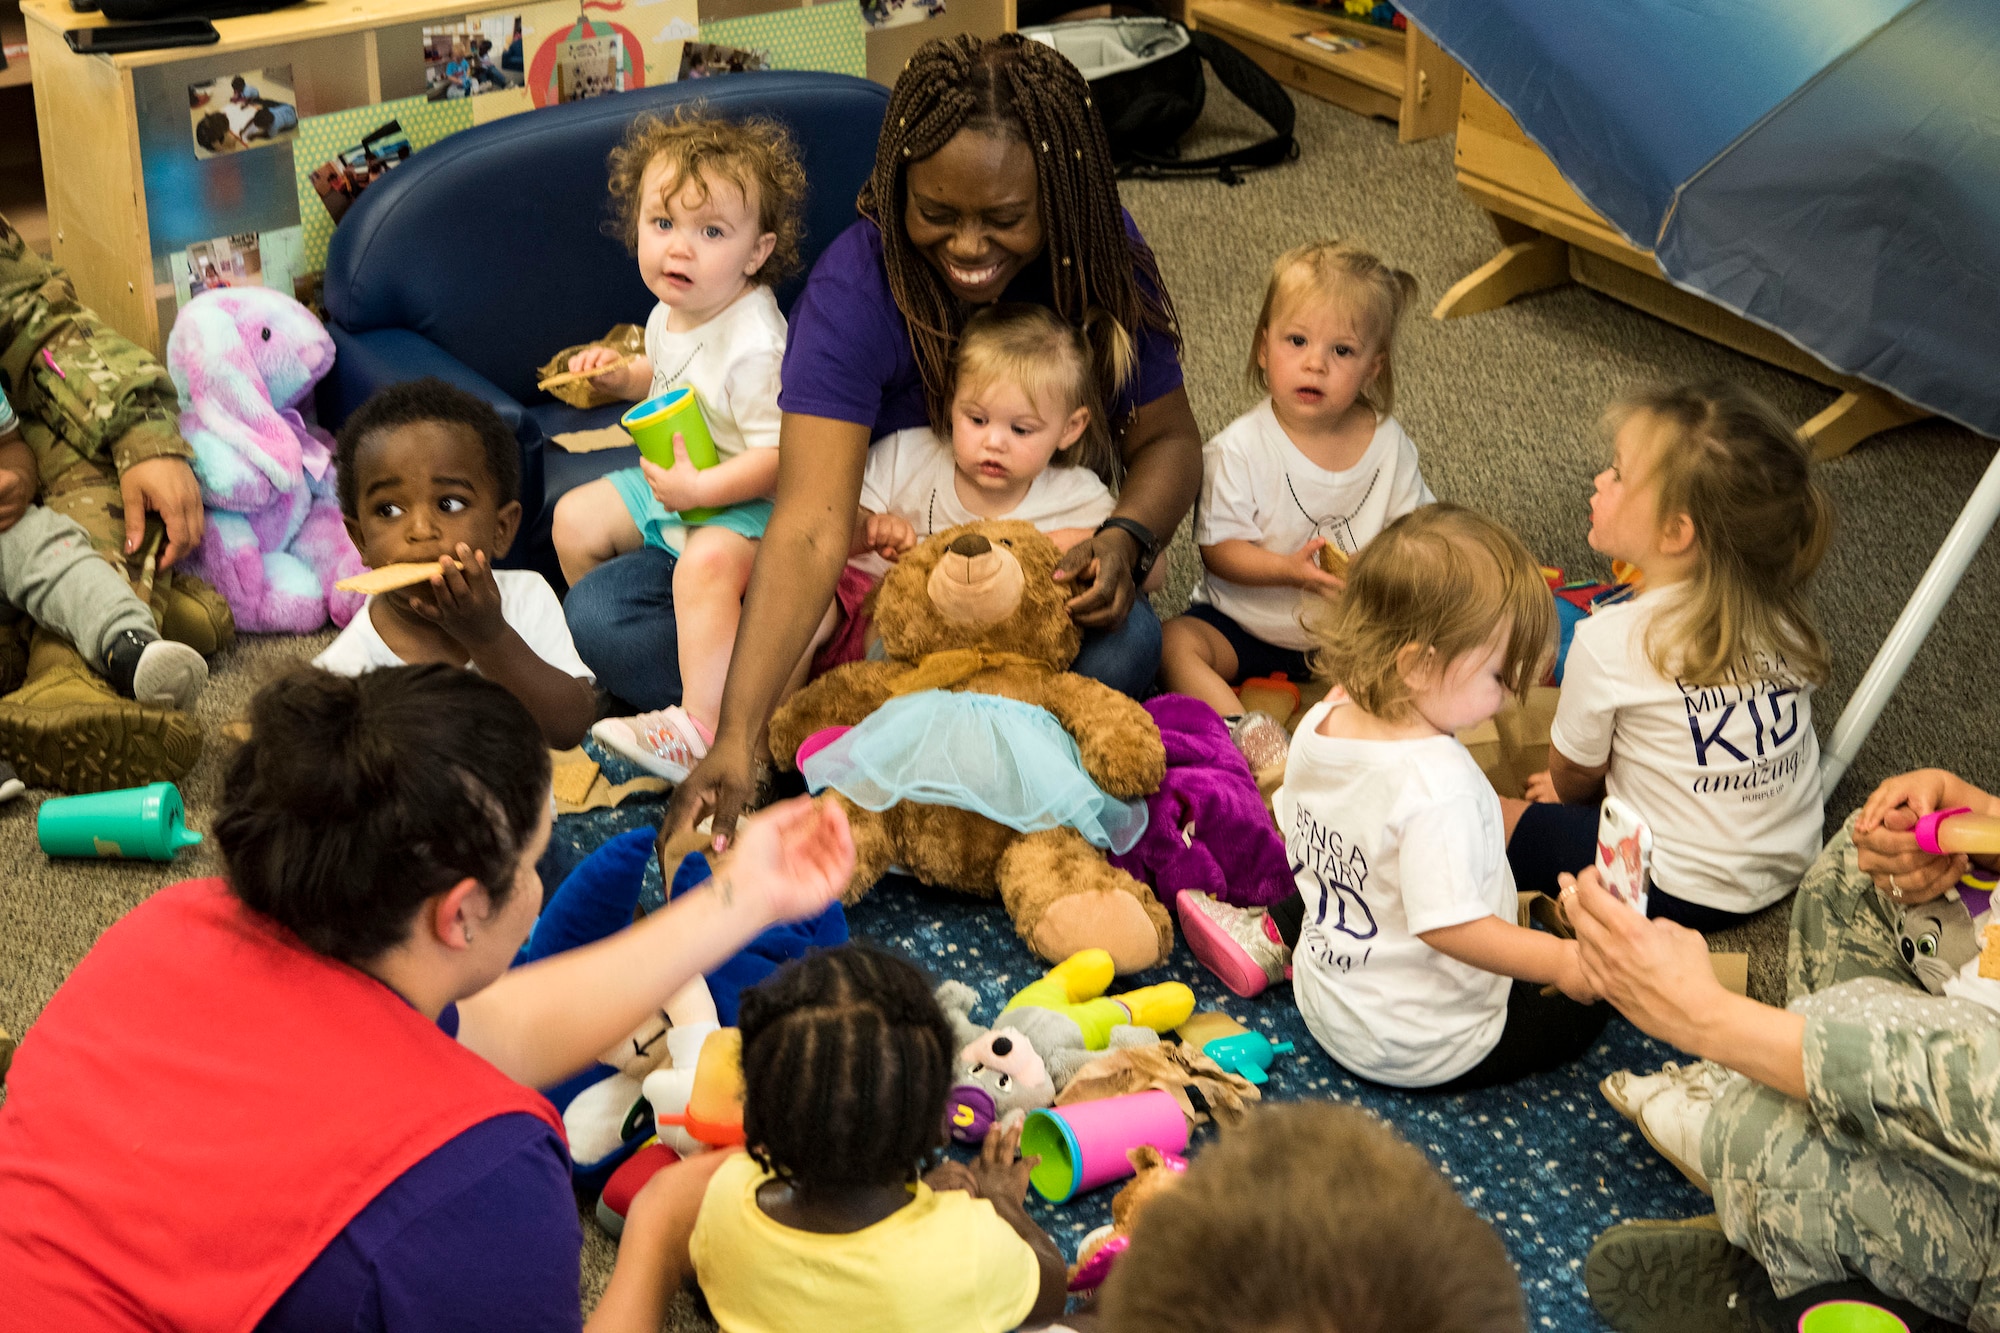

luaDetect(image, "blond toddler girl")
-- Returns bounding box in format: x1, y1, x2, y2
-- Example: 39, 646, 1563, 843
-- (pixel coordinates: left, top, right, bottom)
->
1161, 240, 1431, 766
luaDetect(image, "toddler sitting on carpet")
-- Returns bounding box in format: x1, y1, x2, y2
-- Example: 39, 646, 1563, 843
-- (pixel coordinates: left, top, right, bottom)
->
1514, 383, 1832, 932
315, 378, 595, 748
1181, 505, 1607, 1089
551, 110, 806, 781
1161, 239, 1431, 770
1085, 1102, 1527, 1333
684, 946, 1067, 1333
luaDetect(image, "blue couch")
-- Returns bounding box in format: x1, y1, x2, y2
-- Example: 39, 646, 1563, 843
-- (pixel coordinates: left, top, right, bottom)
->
316, 72, 890, 581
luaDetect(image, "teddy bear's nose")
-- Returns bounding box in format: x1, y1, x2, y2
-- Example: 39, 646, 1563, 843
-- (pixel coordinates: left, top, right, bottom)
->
991, 1035, 1013, 1057
949, 533, 992, 558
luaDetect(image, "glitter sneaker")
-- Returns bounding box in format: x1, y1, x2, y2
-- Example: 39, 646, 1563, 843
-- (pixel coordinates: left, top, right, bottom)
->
1177, 891, 1291, 998
592, 705, 709, 783
1227, 711, 1291, 773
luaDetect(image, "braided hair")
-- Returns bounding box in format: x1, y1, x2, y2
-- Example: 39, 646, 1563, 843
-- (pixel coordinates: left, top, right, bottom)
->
859, 33, 1182, 464
738, 945, 956, 1191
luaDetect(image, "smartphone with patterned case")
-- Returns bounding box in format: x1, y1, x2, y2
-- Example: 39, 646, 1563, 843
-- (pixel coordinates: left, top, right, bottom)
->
1597, 796, 1652, 914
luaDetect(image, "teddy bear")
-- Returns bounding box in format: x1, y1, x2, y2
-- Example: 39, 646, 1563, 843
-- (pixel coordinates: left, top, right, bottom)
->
768, 521, 1172, 972
1068, 1145, 1188, 1293
166, 287, 366, 633
935, 949, 1193, 1141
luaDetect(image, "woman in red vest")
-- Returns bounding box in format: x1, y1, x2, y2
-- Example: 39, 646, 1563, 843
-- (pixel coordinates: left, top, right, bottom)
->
0, 664, 854, 1333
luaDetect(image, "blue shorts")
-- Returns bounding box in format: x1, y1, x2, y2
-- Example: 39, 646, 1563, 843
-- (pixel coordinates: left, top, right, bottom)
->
1181, 602, 1314, 686
605, 465, 772, 555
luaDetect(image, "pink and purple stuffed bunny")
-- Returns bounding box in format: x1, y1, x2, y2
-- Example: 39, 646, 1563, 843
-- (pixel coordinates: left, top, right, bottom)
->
167, 288, 365, 633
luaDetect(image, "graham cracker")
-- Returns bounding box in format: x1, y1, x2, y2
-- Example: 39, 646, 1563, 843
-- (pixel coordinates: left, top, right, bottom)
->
336, 562, 441, 595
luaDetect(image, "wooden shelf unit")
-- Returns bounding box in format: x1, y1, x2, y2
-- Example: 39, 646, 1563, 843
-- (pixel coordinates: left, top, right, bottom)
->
1184, 1, 1460, 142
1435, 75, 1925, 458
1, 0, 48, 255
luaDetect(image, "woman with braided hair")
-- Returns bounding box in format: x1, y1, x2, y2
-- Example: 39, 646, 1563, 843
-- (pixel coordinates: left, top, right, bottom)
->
586, 32, 1203, 851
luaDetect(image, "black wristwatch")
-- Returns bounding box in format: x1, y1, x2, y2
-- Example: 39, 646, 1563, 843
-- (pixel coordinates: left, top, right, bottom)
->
1094, 517, 1161, 584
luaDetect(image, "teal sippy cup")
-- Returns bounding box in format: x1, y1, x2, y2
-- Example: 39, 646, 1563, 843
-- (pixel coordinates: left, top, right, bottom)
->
38, 782, 204, 861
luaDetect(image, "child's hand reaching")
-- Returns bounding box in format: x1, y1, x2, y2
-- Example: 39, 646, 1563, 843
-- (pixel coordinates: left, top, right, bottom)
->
407, 543, 507, 648
1523, 771, 1559, 803
859, 510, 916, 562
968, 1118, 1038, 1207
1290, 537, 1347, 597
1551, 938, 1599, 1005
0, 465, 28, 533
641, 434, 710, 514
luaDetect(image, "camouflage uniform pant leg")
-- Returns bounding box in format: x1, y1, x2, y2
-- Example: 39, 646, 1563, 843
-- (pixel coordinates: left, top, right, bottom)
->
37, 457, 171, 630
1786, 815, 1910, 1005
1704, 992, 2000, 1329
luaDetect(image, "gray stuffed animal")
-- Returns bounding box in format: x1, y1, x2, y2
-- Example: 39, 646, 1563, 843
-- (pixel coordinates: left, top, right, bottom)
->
1898, 890, 1987, 994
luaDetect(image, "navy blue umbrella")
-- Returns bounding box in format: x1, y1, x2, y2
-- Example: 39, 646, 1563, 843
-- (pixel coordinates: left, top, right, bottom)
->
1404, 0, 2000, 788
1404, 0, 2000, 439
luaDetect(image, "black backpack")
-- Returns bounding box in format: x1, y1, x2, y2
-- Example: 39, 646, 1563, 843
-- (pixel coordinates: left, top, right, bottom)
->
1023, 18, 1298, 185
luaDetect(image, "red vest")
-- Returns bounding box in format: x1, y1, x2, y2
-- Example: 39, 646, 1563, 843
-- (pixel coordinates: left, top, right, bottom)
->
0, 879, 564, 1331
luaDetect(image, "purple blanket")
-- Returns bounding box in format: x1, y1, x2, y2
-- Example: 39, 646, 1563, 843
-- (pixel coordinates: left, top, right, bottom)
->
1109, 694, 1296, 910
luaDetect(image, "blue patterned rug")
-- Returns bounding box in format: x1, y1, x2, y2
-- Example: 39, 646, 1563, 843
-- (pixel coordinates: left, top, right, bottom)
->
547, 751, 1709, 1332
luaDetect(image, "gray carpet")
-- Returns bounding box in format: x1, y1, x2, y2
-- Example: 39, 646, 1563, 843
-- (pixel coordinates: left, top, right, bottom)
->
3, 74, 1996, 1326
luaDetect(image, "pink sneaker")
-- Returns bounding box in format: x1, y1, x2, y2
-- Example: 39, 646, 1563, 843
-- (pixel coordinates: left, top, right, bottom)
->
592, 705, 709, 783
1177, 891, 1291, 998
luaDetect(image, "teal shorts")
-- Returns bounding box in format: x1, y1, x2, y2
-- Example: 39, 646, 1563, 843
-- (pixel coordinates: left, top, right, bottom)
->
605, 465, 773, 556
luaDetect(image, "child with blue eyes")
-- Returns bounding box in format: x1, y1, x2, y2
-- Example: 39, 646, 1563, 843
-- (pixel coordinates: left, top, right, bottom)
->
552, 111, 807, 780
1160, 240, 1432, 770
318, 378, 597, 749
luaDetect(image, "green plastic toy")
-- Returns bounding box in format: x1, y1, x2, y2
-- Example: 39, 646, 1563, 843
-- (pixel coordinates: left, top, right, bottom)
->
1797, 1301, 1909, 1333
38, 782, 203, 861
621, 388, 721, 522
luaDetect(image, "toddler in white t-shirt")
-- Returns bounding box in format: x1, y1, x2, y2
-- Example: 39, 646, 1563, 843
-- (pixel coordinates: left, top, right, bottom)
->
1161, 240, 1432, 767
551, 111, 806, 781
1516, 383, 1834, 930
317, 379, 595, 749
849, 304, 1153, 586
1177, 505, 1607, 1089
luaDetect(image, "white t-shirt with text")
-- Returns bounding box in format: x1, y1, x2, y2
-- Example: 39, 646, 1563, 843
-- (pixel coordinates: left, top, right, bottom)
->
313, 569, 594, 682
639, 284, 786, 552
852, 427, 1116, 577
1192, 399, 1432, 650
1549, 589, 1821, 913
1277, 700, 1515, 1087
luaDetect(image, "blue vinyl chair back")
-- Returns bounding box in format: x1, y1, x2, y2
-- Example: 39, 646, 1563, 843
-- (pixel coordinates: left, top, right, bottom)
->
323, 72, 890, 405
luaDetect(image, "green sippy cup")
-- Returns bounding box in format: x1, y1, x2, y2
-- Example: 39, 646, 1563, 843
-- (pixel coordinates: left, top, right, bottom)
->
621, 387, 722, 522
38, 782, 204, 861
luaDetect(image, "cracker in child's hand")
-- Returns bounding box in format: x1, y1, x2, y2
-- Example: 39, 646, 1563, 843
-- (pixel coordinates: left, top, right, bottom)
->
1979, 921, 2000, 981
336, 562, 442, 595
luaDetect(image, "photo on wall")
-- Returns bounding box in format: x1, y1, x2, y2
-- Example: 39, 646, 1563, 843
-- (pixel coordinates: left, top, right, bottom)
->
169, 227, 309, 308
424, 15, 526, 99
188, 66, 299, 160
677, 41, 769, 78
861, 0, 946, 31
306, 121, 414, 225
557, 32, 625, 101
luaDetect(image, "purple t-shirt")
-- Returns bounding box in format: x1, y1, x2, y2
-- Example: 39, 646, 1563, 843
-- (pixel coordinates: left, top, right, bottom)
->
779, 215, 1184, 442
257, 1006, 583, 1333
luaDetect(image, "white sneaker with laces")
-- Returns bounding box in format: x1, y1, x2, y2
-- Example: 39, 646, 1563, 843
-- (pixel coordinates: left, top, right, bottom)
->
1630, 1064, 1736, 1194
592, 705, 709, 782
132, 639, 208, 711
1600, 1060, 1732, 1124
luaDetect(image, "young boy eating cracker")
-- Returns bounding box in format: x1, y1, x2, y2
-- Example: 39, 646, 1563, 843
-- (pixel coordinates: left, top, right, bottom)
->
317, 378, 595, 748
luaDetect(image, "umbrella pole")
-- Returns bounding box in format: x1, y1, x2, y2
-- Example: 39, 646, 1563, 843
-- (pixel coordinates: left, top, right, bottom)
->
1822, 447, 2000, 795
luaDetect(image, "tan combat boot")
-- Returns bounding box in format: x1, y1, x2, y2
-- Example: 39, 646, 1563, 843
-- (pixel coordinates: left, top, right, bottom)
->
0, 629, 201, 792
159, 569, 236, 657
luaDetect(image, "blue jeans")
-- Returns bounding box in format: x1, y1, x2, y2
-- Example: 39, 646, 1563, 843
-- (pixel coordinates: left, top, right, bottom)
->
564, 546, 1163, 709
